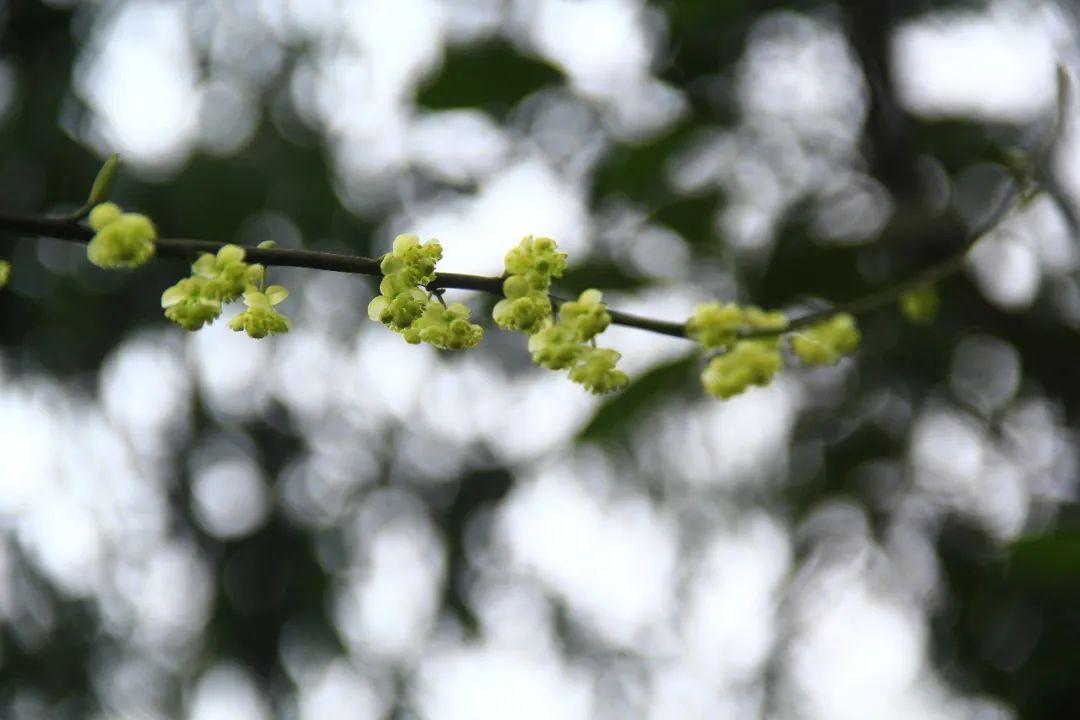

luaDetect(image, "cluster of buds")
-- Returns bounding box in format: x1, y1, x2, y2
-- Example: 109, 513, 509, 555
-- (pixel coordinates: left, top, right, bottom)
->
86, 202, 156, 269
528, 290, 627, 394
367, 234, 483, 350
160, 243, 289, 338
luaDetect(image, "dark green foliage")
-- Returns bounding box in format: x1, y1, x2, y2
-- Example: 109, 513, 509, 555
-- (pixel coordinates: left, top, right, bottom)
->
578, 356, 697, 443
417, 40, 563, 116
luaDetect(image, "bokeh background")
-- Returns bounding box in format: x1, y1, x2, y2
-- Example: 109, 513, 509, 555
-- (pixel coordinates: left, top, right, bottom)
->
3, 0, 1080, 718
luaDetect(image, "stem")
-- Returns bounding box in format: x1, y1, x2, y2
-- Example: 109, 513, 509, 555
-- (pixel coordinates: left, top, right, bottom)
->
0, 210, 691, 338
738, 181, 1025, 340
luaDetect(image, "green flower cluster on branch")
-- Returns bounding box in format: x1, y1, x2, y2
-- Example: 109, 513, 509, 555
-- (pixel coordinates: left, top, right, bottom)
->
230, 286, 291, 338
687, 303, 788, 399
687, 302, 787, 349
493, 236, 565, 333
789, 313, 861, 365
489, 237, 627, 395
411, 302, 485, 350
86, 202, 156, 269
161, 242, 290, 338
701, 338, 783, 399
160, 277, 223, 331
367, 234, 484, 350
685, 303, 861, 400
528, 289, 628, 394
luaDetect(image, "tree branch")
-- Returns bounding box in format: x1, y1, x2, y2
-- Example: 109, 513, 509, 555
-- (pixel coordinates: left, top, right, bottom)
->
0, 165, 1043, 346
0, 211, 692, 339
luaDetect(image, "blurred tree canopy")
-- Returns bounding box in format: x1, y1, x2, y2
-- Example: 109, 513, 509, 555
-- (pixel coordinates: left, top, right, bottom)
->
2, 1, 1080, 719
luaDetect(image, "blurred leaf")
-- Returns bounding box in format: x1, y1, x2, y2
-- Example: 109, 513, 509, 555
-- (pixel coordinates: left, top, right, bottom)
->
578, 356, 696, 443
1008, 531, 1080, 581
649, 194, 722, 251
416, 40, 563, 115
914, 119, 1008, 174
84, 154, 119, 209
754, 220, 865, 307
590, 121, 701, 206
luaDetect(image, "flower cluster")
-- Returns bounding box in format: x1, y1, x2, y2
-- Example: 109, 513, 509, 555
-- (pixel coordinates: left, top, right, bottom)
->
701, 339, 782, 399
86, 202, 156, 269
161, 242, 289, 338
527, 289, 613, 372
493, 236, 566, 334
368, 234, 483, 350
0, 260, 10, 289
229, 286, 291, 338
192, 243, 265, 302
524, 287, 628, 394
687, 302, 787, 350
686, 302, 789, 399
686, 302, 863, 399
161, 277, 224, 331
789, 313, 861, 365
407, 302, 485, 349
489, 239, 627, 393
568, 346, 628, 395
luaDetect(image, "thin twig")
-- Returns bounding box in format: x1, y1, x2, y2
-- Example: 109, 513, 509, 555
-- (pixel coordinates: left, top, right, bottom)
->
0, 166, 1042, 346
0, 211, 690, 338
0, 197, 1024, 344
739, 182, 1025, 340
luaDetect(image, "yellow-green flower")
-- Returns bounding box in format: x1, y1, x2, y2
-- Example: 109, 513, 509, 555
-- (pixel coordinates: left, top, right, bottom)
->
789, 313, 861, 365
701, 339, 782, 399
492, 291, 552, 334
162, 276, 223, 331
192, 244, 263, 302
410, 302, 484, 350
368, 234, 451, 346
528, 322, 584, 370
687, 302, 788, 350
86, 202, 156, 269
569, 347, 629, 395
503, 235, 566, 290
558, 289, 611, 342
229, 286, 291, 338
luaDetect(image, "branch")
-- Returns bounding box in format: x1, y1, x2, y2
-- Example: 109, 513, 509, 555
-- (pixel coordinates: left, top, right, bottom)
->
0, 196, 1029, 344
741, 179, 1025, 339
0, 211, 691, 339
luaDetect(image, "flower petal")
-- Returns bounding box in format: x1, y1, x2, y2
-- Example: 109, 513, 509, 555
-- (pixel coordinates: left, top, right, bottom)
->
161, 285, 185, 308
192, 254, 217, 277
265, 285, 289, 305
217, 244, 245, 264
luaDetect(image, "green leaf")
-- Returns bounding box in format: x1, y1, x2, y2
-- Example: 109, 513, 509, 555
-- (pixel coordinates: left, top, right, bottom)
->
577, 356, 696, 443
416, 40, 562, 115
589, 120, 701, 207
1008, 531, 1080, 580
86, 154, 119, 208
